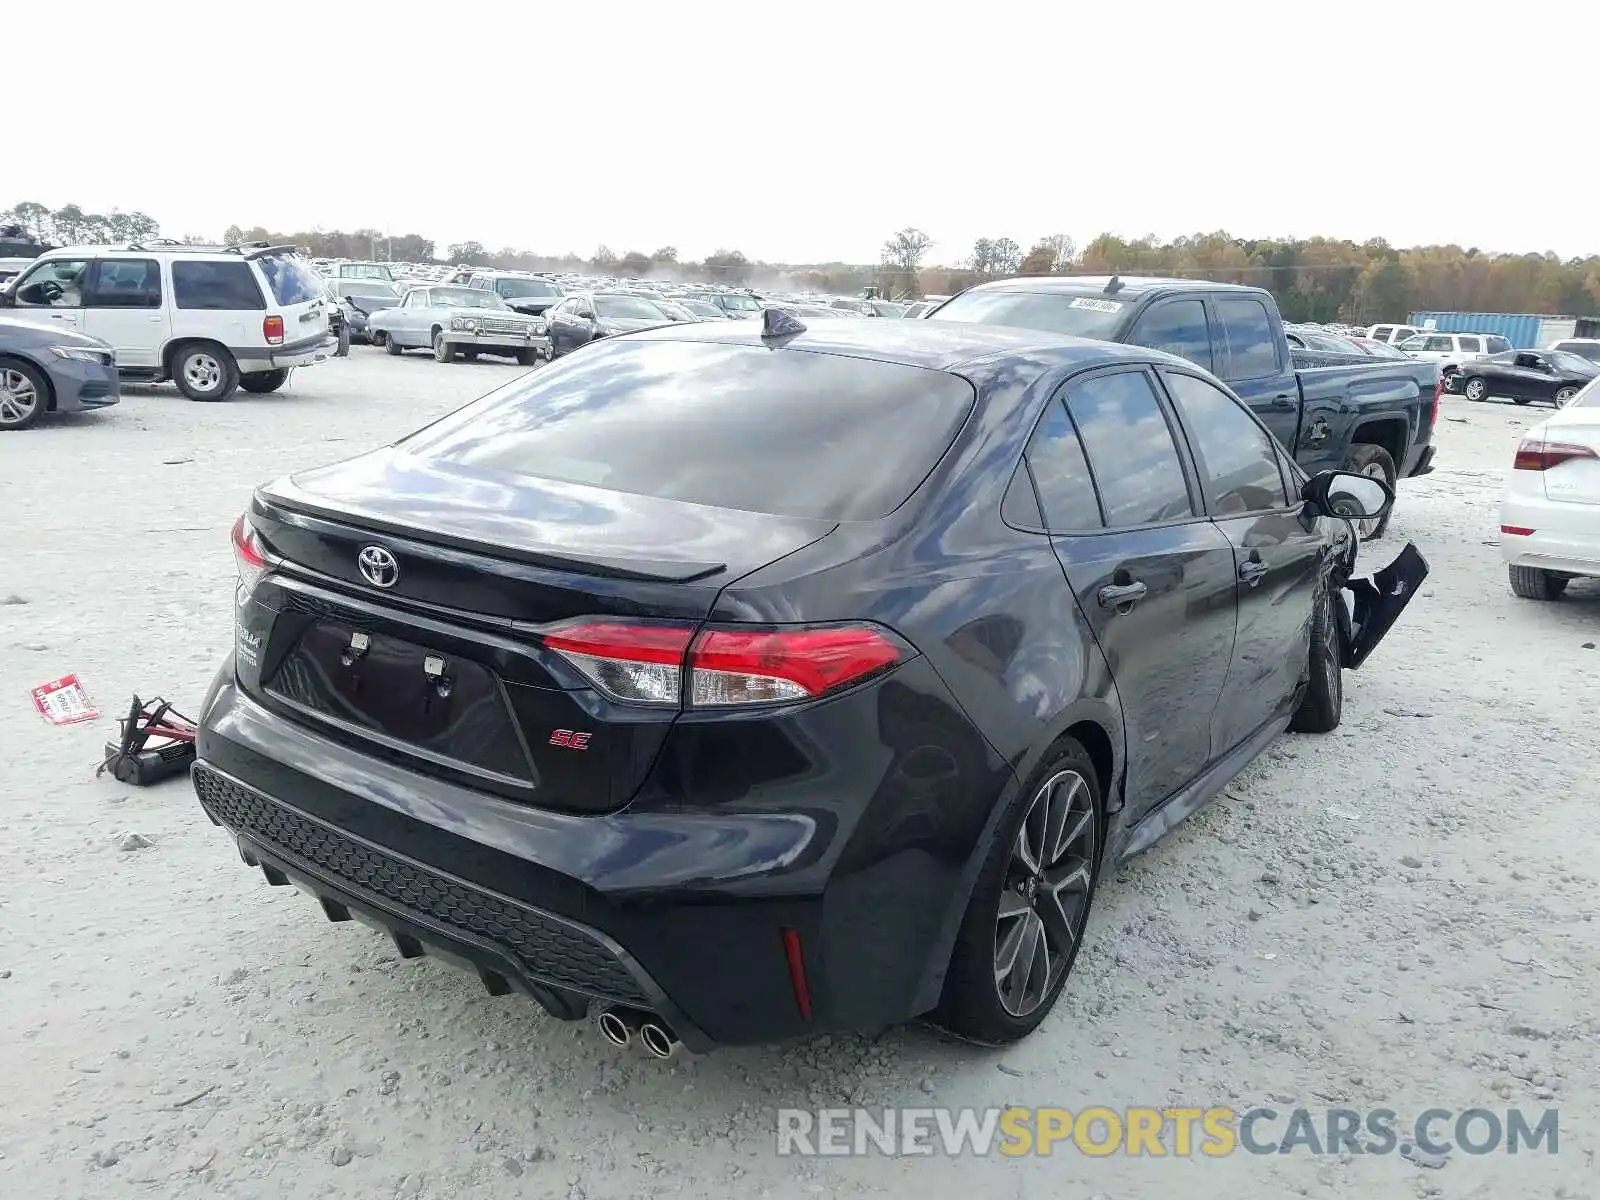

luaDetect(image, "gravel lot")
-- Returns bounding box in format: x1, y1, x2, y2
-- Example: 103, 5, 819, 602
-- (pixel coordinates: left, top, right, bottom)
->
2, 353, 1596, 1199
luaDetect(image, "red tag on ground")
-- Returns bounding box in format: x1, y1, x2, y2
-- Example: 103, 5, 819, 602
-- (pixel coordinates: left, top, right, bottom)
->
29, 674, 100, 725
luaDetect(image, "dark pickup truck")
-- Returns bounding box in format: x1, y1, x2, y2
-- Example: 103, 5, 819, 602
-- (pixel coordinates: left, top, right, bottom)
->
926, 276, 1439, 537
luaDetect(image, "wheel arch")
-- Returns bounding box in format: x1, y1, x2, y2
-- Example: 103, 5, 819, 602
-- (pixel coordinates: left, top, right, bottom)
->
0, 352, 57, 412
162, 336, 232, 377
909, 710, 1123, 1017
1349, 415, 1408, 468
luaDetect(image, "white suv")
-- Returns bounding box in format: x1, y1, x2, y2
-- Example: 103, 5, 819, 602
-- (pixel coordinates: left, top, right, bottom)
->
1396, 331, 1512, 367
0, 242, 335, 401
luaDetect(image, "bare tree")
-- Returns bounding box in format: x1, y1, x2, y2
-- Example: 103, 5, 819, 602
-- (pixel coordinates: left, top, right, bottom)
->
990, 237, 1022, 276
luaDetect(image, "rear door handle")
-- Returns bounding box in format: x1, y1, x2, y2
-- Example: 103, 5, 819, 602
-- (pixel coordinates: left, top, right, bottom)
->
1097, 581, 1148, 610
1239, 560, 1268, 586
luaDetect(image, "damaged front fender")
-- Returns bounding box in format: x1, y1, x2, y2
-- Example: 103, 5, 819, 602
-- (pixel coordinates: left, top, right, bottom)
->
1335, 541, 1430, 670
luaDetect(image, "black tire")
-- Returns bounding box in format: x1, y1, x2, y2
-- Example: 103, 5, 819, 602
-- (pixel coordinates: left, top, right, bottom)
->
382, 332, 401, 356
171, 343, 239, 402
1513, 396, 1532, 406
933, 739, 1102, 1045
1461, 375, 1488, 402
335, 324, 351, 357
239, 369, 290, 394
1341, 443, 1396, 541
516, 348, 540, 366
433, 330, 455, 363
1508, 564, 1568, 601
0, 356, 50, 431
1289, 582, 1343, 733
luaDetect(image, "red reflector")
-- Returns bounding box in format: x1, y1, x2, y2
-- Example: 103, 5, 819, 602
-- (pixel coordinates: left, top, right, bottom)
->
689, 625, 904, 705
263, 315, 285, 345
1514, 438, 1599, 472
781, 928, 813, 1021
1500, 525, 1535, 536
544, 621, 692, 666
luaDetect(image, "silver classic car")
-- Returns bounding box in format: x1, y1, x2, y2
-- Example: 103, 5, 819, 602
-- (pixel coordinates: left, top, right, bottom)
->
369, 285, 550, 364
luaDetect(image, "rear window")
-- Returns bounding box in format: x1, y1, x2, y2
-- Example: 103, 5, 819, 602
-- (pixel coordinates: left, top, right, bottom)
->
255, 253, 324, 306
171, 260, 265, 310
399, 339, 976, 521
928, 289, 1125, 338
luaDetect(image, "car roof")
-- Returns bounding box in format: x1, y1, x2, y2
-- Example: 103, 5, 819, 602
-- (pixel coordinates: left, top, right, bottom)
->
623, 317, 1174, 374
957, 274, 1269, 300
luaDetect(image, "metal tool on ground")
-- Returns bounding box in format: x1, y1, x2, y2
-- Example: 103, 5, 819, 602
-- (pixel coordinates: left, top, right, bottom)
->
97, 695, 197, 785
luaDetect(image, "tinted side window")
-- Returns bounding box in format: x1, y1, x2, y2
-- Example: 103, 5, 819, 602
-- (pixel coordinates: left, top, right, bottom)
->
1063, 369, 1194, 527
87, 259, 161, 309
1458, 336, 1482, 353
1127, 299, 1213, 371
171, 261, 266, 310
1216, 298, 1280, 380
1023, 400, 1103, 530
1163, 372, 1289, 514
1486, 336, 1512, 353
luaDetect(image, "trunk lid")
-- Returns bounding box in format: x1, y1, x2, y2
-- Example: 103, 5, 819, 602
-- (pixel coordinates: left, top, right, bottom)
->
1539, 413, 1600, 505
237, 447, 835, 813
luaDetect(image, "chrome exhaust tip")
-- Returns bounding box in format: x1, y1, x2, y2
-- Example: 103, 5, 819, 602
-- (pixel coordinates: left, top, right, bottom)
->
596, 1009, 636, 1048
639, 1020, 681, 1060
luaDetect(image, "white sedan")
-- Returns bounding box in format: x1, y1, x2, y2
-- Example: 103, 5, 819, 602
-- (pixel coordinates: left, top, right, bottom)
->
1501, 377, 1600, 599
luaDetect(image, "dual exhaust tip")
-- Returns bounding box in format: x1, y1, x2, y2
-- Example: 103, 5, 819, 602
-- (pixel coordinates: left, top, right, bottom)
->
596, 1007, 680, 1059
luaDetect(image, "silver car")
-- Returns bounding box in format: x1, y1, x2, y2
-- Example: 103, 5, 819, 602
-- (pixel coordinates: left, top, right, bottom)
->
370, 285, 550, 364
0, 318, 120, 431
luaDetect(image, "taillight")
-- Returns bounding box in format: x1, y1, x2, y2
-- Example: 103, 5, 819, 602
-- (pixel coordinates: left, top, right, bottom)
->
1501, 525, 1535, 536
231, 513, 270, 589
263, 315, 285, 345
689, 625, 904, 706
1513, 437, 1598, 472
1430, 377, 1443, 426
542, 621, 692, 706
541, 619, 908, 708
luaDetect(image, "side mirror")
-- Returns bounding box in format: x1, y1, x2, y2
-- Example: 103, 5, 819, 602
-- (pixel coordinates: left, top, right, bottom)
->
1301, 470, 1393, 521
0, 288, 13, 308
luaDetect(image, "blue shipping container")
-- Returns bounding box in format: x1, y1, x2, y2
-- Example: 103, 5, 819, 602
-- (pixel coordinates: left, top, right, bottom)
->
1408, 311, 1544, 348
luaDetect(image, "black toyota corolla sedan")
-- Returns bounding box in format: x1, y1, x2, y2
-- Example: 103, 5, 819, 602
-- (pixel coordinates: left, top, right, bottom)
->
193, 314, 1426, 1053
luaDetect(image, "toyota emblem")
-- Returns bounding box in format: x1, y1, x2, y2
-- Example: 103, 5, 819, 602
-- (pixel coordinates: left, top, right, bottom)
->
357, 545, 400, 589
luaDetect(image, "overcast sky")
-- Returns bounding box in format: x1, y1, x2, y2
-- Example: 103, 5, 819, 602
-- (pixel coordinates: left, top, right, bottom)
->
19, 1, 1597, 264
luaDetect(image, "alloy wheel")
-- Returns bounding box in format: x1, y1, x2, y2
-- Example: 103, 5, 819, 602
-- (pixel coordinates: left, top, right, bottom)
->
994, 769, 1096, 1017
1464, 378, 1486, 401
1318, 588, 1342, 705
1556, 386, 1578, 407
0, 368, 40, 426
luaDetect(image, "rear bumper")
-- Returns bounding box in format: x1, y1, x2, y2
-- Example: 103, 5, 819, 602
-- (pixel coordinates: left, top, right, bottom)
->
192, 660, 1011, 1047
235, 332, 338, 374
1500, 495, 1600, 576
1403, 442, 1436, 477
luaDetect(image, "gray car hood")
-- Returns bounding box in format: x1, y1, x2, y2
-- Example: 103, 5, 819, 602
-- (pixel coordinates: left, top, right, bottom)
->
0, 317, 112, 350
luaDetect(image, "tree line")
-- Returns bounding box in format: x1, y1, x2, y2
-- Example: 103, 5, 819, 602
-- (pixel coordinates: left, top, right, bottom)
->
7, 199, 1599, 323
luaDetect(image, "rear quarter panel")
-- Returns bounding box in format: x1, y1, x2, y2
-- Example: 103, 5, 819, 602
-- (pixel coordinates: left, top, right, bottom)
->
1294, 362, 1430, 475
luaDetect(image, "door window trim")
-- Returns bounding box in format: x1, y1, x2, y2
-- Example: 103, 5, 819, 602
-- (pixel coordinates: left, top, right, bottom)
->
1157, 367, 1301, 517
85, 257, 163, 309
1127, 296, 1217, 373
1005, 363, 1208, 536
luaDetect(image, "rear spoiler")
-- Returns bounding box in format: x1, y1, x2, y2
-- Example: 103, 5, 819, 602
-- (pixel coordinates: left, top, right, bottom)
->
238, 244, 301, 261
254, 492, 728, 584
